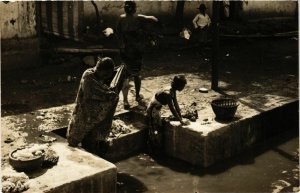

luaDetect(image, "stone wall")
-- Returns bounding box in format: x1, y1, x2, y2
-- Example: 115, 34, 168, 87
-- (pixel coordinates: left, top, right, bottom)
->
0, 2, 37, 39
1, 2, 40, 71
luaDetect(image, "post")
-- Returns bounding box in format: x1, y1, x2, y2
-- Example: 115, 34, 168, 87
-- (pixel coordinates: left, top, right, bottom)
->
175, 1, 185, 29
211, 1, 220, 90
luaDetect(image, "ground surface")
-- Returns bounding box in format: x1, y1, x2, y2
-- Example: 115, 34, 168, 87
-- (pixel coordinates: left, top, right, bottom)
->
1, 38, 298, 116
1, 37, 299, 193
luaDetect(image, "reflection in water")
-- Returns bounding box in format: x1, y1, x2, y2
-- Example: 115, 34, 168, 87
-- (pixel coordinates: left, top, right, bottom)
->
117, 172, 148, 193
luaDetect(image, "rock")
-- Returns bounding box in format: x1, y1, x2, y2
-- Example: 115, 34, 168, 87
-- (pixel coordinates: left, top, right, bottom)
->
4, 137, 14, 144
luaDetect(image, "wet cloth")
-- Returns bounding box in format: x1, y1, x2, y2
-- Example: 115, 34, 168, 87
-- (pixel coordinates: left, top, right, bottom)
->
67, 68, 119, 147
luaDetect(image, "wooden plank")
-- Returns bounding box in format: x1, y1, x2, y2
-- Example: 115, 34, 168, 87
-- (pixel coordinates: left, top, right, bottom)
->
53, 47, 120, 54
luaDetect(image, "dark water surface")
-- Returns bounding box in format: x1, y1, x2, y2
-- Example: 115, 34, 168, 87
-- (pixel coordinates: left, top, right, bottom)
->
115, 130, 299, 193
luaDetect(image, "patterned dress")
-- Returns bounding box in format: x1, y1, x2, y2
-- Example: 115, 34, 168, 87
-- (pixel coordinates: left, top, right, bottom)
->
67, 68, 119, 152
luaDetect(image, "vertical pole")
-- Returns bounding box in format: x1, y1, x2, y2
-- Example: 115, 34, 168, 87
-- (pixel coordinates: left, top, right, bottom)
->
211, 1, 220, 90
175, 1, 185, 29
35, 1, 42, 37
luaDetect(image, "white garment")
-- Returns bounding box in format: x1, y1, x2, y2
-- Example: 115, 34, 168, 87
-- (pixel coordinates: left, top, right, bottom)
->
192, 13, 211, 29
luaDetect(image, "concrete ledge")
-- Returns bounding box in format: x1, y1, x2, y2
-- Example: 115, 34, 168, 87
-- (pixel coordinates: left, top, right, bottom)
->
25, 142, 117, 193
2, 94, 297, 171
164, 97, 298, 167
104, 111, 147, 161
53, 111, 148, 162
2, 112, 117, 193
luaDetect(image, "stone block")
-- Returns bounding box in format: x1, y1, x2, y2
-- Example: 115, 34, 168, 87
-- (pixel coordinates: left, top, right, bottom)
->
164, 99, 298, 167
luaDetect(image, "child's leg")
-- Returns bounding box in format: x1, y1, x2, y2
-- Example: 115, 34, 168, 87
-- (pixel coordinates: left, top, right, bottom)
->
134, 75, 143, 101
122, 78, 130, 109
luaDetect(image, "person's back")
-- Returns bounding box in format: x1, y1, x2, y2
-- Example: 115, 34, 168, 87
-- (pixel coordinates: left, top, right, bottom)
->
118, 13, 145, 56
117, 1, 158, 109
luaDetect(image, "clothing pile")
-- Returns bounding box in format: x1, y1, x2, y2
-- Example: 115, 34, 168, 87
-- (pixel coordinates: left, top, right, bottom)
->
2, 169, 31, 193
12, 144, 48, 161
42, 148, 59, 168
109, 119, 131, 138
182, 102, 198, 122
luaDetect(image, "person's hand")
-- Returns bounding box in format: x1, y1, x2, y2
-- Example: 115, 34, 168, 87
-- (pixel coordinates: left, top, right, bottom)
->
180, 118, 190, 125
153, 16, 158, 22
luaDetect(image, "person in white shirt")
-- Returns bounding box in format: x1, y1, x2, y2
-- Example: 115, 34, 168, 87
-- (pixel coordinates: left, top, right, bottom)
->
192, 4, 211, 44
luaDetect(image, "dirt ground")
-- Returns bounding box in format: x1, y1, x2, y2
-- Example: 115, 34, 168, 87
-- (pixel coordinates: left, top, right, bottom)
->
2, 37, 298, 117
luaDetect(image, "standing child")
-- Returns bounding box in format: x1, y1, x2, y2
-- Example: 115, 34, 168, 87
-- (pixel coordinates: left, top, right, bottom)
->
192, 4, 211, 44
146, 75, 189, 155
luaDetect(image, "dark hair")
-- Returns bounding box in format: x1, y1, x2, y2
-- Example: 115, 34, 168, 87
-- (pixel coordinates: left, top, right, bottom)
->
124, 1, 136, 14
95, 57, 114, 72
171, 75, 187, 91
199, 4, 206, 12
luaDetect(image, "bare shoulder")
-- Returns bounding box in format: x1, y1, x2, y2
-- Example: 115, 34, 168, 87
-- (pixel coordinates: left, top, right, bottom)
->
82, 68, 94, 78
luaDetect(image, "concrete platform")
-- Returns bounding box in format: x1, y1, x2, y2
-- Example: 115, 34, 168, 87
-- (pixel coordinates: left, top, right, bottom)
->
2, 93, 298, 173
52, 111, 148, 161
104, 111, 147, 161
164, 94, 298, 167
1, 114, 117, 193
24, 141, 117, 193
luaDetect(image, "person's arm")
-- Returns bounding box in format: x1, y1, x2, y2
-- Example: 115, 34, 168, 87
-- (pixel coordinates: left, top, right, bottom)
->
192, 14, 199, 29
83, 77, 117, 101
172, 93, 182, 119
166, 95, 184, 124
207, 15, 211, 27
138, 14, 158, 22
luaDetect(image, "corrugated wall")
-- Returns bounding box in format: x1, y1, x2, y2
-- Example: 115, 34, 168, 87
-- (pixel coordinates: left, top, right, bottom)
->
40, 1, 84, 40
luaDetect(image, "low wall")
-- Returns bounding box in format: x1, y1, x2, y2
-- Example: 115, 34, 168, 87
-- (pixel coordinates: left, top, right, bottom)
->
164, 99, 298, 167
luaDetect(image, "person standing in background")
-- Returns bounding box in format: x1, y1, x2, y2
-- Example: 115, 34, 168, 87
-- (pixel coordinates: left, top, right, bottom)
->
117, 1, 158, 109
192, 4, 211, 45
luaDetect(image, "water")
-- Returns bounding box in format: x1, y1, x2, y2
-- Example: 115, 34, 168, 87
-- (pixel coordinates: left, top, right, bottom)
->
115, 130, 299, 193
